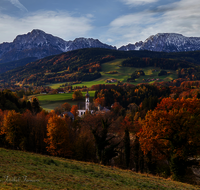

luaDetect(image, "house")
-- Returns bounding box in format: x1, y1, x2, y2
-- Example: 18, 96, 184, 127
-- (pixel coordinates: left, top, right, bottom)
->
95, 104, 110, 114
61, 111, 74, 121
111, 79, 117, 83
40, 91, 47, 94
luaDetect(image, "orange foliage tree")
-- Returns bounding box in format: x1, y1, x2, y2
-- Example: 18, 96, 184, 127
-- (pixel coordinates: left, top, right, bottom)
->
70, 105, 78, 118
61, 102, 72, 112
138, 97, 200, 180
1, 110, 25, 149
45, 114, 71, 157
94, 97, 105, 107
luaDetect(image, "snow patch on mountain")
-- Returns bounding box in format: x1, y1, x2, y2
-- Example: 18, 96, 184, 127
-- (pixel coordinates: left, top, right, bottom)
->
0, 29, 116, 63
119, 33, 200, 52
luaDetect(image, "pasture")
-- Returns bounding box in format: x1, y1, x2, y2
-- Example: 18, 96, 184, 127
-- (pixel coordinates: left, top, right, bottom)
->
73, 59, 177, 88
36, 91, 95, 111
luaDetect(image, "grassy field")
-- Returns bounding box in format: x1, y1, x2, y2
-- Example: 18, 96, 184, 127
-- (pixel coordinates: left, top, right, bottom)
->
47, 59, 177, 89
35, 91, 95, 111
41, 59, 177, 110
0, 148, 199, 190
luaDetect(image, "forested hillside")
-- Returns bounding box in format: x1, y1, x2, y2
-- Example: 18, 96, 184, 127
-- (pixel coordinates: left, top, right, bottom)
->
1, 48, 200, 86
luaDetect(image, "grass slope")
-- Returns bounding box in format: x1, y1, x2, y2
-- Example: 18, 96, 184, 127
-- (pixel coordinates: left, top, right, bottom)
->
71, 59, 177, 88
0, 148, 199, 190
36, 91, 95, 111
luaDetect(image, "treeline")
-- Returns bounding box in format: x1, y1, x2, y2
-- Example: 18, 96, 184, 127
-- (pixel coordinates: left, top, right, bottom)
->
94, 84, 170, 108
127, 70, 145, 82
0, 90, 41, 114
122, 57, 195, 70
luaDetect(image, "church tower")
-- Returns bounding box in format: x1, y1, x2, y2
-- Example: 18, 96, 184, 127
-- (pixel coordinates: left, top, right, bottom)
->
85, 91, 90, 111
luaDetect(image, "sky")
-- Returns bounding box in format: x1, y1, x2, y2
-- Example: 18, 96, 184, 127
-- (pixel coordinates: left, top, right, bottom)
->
0, 0, 200, 47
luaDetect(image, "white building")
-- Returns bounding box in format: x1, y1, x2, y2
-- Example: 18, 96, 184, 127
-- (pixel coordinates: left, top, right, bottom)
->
78, 91, 94, 117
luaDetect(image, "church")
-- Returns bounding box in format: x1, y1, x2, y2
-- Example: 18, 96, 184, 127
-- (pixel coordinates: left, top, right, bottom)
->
77, 91, 94, 117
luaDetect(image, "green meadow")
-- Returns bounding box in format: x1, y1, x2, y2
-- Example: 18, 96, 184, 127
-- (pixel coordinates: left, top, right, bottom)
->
47, 59, 177, 89
36, 91, 95, 111
41, 59, 177, 110
0, 148, 199, 190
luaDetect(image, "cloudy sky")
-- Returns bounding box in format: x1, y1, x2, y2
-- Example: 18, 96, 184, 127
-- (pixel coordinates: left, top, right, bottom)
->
0, 0, 200, 47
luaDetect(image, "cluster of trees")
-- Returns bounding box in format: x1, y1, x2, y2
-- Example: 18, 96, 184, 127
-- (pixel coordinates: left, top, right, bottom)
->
0, 90, 41, 114
78, 62, 101, 73
122, 57, 195, 70
94, 84, 170, 108
138, 97, 200, 180
92, 84, 200, 181
127, 70, 145, 82
158, 70, 168, 76
1, 82, 200, 182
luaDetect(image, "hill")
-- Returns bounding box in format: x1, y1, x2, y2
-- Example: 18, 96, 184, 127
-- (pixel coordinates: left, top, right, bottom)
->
0, 148, 199, 190
1, 48, 200, 88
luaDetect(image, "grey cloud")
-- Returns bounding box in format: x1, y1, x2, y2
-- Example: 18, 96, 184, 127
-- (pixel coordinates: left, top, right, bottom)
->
107, 0, 200, 47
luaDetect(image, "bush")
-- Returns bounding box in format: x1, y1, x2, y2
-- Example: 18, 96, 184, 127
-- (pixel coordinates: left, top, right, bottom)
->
158, 70, 167, 76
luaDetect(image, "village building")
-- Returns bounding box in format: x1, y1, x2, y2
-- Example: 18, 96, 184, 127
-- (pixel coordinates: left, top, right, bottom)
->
60, 111, 74, 121
78, 91, 94, 117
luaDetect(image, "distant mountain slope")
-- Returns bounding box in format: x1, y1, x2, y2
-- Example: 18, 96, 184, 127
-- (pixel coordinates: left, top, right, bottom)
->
0, 57, 37, 73
119, 33, 200, 52
0, 29, 116, 64
1, 48, 200, 86
1, 30, 200, 66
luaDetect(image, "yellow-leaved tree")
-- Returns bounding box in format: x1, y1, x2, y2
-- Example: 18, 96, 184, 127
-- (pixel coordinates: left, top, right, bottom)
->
45, 114, 71, 157
72, 90, 83, 100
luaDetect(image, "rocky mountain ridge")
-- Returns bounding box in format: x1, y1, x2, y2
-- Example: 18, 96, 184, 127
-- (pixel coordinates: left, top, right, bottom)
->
120, 33, 200, 52
1, 30, 200, 64
0, 29, 116, 63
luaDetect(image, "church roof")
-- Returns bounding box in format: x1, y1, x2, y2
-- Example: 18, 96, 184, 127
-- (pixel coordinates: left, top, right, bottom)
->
63, 112, 74, 118
85, 91, 90, 97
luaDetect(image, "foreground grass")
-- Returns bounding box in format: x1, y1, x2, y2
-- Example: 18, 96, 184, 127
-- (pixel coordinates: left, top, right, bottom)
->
0, 148, 199, 190
35, 91, 95, 111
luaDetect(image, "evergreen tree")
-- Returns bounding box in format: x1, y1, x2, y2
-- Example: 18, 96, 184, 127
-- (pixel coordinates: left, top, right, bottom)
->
124, 128, 130, 169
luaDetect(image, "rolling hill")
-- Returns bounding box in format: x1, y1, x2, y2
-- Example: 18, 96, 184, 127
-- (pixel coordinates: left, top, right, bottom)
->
1, 48, 200, 87
0, 148, 199, 190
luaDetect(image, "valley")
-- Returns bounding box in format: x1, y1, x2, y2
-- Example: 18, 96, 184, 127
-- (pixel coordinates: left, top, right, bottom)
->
37, 58, 177, 111
1, 2, 200, 188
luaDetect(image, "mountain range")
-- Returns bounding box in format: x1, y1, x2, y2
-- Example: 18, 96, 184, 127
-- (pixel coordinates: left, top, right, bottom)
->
1, 29, 200, 65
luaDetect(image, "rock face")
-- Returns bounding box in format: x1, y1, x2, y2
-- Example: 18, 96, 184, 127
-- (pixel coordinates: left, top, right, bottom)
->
118, 41, 143, 51
1, 30, 200, 64
0, 29, 116, 63
119, 33, 200, 52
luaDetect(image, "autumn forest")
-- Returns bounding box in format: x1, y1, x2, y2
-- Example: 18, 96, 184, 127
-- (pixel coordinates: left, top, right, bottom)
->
1, 48, 200, 185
